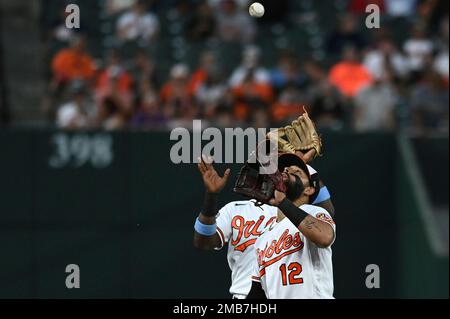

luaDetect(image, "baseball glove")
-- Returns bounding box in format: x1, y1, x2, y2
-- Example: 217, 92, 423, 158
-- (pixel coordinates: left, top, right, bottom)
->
233, 161, 286, 206
267, 108, 323, 157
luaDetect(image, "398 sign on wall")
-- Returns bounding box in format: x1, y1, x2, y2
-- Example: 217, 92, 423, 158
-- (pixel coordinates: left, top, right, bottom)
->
48, 133, 114, 169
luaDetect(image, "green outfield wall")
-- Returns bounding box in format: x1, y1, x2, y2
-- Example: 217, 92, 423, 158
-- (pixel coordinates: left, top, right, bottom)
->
0, 129, 447, 298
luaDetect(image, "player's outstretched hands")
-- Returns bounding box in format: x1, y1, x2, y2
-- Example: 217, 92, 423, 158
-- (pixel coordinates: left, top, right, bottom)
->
197, 155, 231, 194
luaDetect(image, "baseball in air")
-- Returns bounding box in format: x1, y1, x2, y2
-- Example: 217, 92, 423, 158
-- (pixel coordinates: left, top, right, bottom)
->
249, 2, 265, 18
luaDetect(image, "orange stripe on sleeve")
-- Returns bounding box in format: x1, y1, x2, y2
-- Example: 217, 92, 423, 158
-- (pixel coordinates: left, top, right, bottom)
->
216, 227, 226, 248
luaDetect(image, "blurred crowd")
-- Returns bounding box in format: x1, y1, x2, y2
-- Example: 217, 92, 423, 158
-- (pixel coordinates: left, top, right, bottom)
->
42, 0, 449, 135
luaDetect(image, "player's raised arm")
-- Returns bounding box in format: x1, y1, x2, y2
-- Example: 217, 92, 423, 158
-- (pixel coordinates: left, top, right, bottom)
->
270, 191, 335, 248
193, 155, 231, 251
298, 213, 335, 248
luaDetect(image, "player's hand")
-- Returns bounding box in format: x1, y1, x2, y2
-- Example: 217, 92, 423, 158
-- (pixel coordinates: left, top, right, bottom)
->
269, 190, 287, 207
295, 149, 316, 164
197, 155, 231, 194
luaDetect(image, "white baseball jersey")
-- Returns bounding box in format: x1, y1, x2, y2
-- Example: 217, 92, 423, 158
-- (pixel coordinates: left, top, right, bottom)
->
216, 201, 278, 297
251, 204, 336, 299
215, 165, 324, 297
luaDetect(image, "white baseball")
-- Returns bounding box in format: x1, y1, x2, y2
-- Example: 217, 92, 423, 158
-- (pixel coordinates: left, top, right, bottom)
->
249, 2, 265, 18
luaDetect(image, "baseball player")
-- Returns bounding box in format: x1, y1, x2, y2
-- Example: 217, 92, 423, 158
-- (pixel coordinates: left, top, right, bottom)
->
247, 153, 335, 299
193, 150, 333, 299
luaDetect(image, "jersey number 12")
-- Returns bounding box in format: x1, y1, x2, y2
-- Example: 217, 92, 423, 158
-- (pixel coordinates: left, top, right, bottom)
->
280, 262, 304, 285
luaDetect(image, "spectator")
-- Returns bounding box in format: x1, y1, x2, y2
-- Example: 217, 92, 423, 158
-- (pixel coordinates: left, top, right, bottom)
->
99, 96, 129, 130
416, 0, 441, 31
384, 0, 417, 18
329, 46, 373, 98
96, 61, 135, 125
96, 51, 134, 101
56, 81, 96, 129
309, 81, 345, 131
364, 37, 410, 82
51, 35, 96, 85
167, 0, 195, 24
270, 50, 307, 92
186, 1, 216, 41
434, 49, 449, 83
208, 89, 239, 129
160, 64, 196, 121
212, 104, 235, 128
250, 107, 270, 129
105, 0, 137, 16
40, 0, 448, 136
326, 14, 366, 55
116, 0, 160, 43
131, 91, 167, 129
425, 1, 449, 34
304, 58, 328, 84
353, 73, 398, 132
215, 0, 256, 43
195, 67, 227, 120
403, 26, 434, 74
301, 58, 346, 129
435, 14, 449, 51
271, 84, 308, 125
229, 46, 270, 88
130, 50, 158, 90
189, 50, 218, 94
50, 7, 79, 44
232, 69, 273, 122
433, 16, 449, 83
349, 0, 385, 15
166, 106, 202, 130
410, 70, 449, 134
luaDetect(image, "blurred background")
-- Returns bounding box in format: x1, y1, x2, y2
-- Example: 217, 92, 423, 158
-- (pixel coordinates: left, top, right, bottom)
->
0, 0, 448, 298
